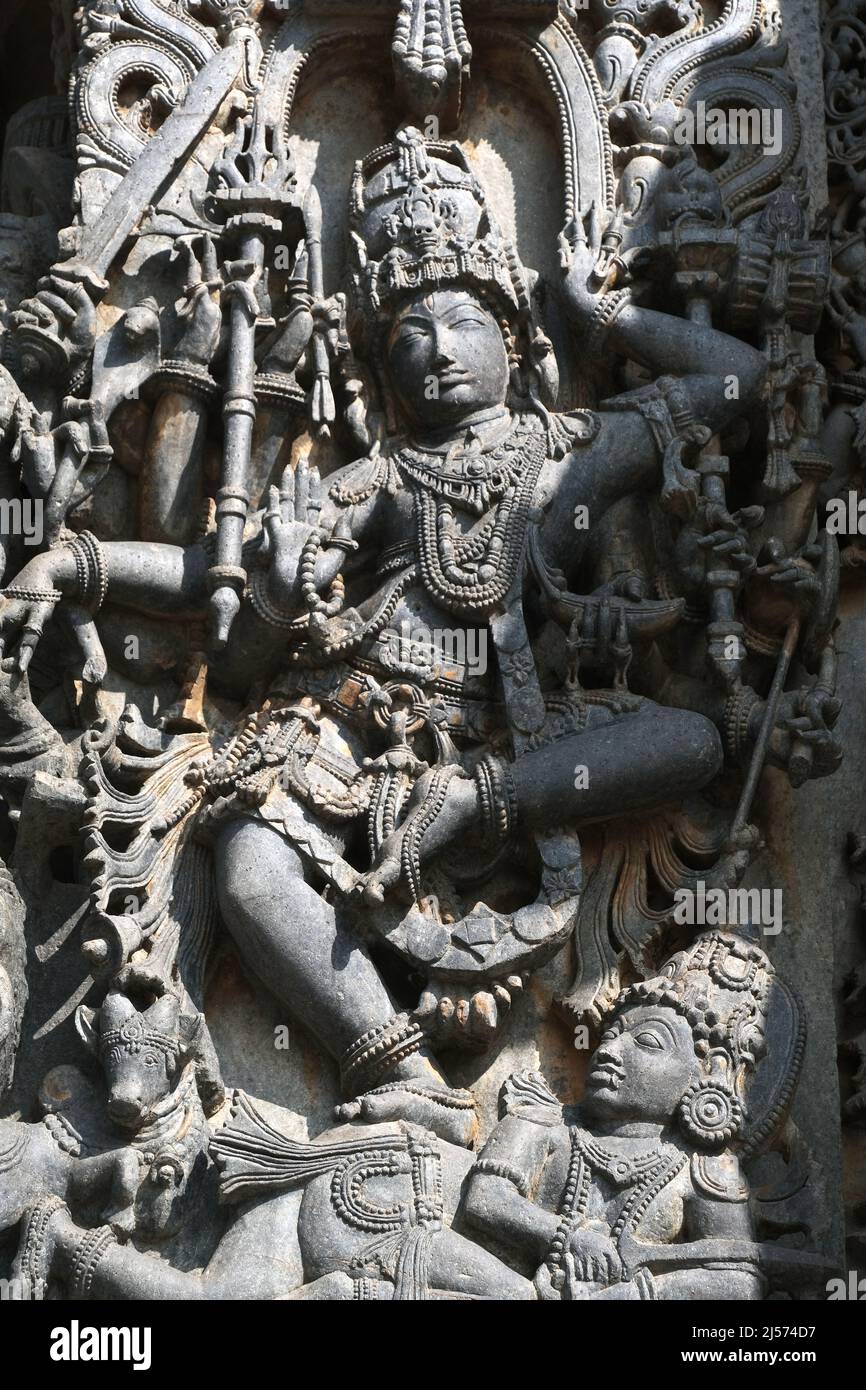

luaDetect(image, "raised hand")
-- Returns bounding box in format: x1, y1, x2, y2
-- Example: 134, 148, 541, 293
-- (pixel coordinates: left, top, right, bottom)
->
261, 459, 323, 614
559, 202, 623, 328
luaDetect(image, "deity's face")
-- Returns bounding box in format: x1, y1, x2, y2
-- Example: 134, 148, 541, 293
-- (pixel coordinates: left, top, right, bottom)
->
583, 1005, 701, 1128
386, 288, 510, 431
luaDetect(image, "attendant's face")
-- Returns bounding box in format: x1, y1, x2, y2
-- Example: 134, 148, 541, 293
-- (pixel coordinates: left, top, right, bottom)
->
583, 1006, 700, 1126
386, 289, 510, 430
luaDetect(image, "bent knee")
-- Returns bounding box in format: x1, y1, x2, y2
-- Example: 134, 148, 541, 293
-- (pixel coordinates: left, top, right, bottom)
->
667, 711, 723, 789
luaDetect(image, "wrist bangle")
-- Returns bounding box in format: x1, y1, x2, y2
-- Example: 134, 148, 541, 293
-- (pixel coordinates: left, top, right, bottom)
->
474, 754, 518, 842
585, 289, 631, 354
1, 587, 63, 603
246, 567, 304, 630
66, 530, 107, 612
724, 687, 762, 764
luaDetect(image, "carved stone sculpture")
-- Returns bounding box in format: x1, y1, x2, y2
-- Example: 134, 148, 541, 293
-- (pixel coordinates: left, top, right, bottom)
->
0, 0, 861, 1301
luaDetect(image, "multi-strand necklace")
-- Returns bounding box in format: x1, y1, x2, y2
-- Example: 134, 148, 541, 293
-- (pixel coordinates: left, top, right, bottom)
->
395, 412, 546, 618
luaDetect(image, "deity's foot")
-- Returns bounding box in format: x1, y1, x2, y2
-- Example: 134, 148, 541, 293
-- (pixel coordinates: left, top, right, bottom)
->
335, 1080, 478, 1148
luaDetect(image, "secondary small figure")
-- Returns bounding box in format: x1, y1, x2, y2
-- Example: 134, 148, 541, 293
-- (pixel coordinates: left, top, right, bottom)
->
465, 930, 804, 1300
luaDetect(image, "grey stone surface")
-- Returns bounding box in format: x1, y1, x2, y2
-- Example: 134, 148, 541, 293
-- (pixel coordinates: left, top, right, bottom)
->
0, 0, 860, 1301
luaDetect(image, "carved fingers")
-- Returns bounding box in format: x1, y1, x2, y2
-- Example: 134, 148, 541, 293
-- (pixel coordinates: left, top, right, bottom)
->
560, 203, 622, 326
565, 1228, 623, 1286
675, 500, 763, 591
0, 594, 57, 672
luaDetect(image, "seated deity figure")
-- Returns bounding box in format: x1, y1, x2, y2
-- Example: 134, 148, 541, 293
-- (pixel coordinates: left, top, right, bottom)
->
0, 129, 838, 1144
465, 930, 802, 1300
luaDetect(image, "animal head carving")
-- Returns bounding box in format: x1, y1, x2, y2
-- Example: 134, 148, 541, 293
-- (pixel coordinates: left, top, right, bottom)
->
75, 989, 194, 1130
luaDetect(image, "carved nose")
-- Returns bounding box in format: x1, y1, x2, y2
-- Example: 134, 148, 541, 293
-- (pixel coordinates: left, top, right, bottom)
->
593, 1045, 623, 1070
108, 1093, 144, 1126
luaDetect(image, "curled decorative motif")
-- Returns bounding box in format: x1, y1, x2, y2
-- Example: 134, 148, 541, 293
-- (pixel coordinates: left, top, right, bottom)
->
74, 0, 219, 174
824, 3, 866, 170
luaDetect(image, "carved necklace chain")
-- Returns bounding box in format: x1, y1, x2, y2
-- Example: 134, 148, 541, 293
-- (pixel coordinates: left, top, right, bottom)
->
396, 412, 536, 513
395, 413, 546, 618
546, 1128, 686, 1283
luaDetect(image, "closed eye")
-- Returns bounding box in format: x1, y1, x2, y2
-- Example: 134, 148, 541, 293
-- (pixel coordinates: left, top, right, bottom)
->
634, 1031, 664, 1050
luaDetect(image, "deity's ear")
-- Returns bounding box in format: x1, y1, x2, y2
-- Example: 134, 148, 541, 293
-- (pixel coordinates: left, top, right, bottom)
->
75, 1004, 100, 1053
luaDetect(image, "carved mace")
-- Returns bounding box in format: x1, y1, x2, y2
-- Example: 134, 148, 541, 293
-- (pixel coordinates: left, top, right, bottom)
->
208, 103, 299, 648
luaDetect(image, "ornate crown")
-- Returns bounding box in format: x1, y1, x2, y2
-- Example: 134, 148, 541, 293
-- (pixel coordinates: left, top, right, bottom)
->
616, 931, 772, 1074
348, 126, 531, 335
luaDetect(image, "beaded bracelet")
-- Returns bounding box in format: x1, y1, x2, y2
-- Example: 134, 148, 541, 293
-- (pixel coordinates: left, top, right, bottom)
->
1, 586, 63, 604
299, 529, 346, 618
66, 530, 107, 612
474, 754, 518, 842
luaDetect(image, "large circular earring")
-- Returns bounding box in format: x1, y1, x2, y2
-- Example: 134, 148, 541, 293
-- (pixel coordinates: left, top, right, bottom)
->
677, 1077, 744, 1149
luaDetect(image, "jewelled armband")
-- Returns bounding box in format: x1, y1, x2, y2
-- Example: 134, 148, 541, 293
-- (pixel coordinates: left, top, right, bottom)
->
473, 1157, 531, 1198
604, 375, 708, 518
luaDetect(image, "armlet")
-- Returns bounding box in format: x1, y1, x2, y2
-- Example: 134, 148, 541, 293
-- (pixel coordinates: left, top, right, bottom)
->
691, 1151, 750, 1202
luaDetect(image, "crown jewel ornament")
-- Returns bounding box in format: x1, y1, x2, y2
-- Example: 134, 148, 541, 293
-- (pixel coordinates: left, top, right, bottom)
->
349, 126, 531, 338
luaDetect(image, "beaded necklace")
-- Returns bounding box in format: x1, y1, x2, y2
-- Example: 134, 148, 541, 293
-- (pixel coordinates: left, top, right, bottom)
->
546, 1127, 687, 1285
395, 413, 546, 618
